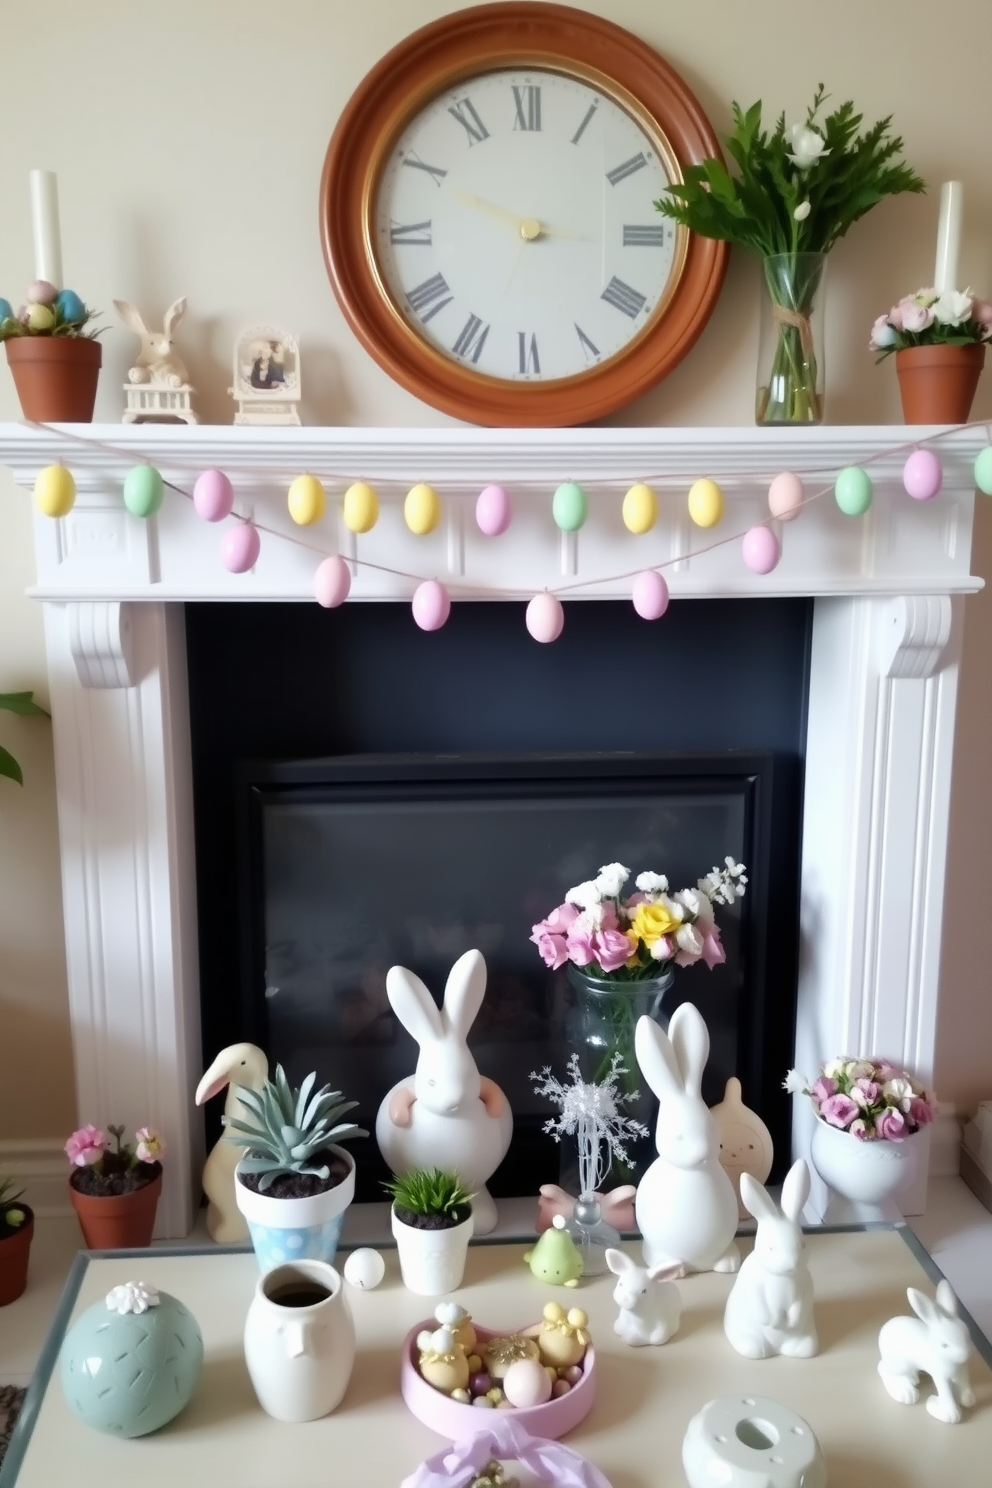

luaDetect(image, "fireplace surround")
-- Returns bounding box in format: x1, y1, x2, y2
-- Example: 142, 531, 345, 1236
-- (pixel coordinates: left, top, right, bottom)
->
2, 420, 983, 1236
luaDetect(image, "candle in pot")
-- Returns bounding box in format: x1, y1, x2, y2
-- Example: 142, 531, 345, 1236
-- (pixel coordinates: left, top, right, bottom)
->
29, 170, 63, 289
933, 180, 963, 295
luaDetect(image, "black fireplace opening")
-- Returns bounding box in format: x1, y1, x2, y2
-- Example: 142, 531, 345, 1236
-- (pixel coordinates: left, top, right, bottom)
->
186, 597, 809, 1203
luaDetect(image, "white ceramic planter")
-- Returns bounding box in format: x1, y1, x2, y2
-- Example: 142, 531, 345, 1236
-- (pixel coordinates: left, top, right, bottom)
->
809, 1119, 918, 1209
683, 1395, 826, 1488
391, 1205, 473, 1296
235, 1145, 356, 1271
244, 1258, 355, 1422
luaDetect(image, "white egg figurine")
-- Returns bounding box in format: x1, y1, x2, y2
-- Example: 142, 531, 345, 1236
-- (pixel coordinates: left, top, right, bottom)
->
343, 1247, 385, 1290
502, 1356, 553, 1409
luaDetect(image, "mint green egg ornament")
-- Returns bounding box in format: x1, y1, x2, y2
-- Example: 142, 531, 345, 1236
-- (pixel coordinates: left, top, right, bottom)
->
834, 466, 873, 517
123, 464, 164, 518
974, 447, 992, 496
552, 481, 587, 532
60, 1282, 203, 1437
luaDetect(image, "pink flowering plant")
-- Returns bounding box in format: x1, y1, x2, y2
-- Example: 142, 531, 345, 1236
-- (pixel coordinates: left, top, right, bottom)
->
65, 1122, 166, 1194
870, 287, 992, 360
784, 1058, 936, 1141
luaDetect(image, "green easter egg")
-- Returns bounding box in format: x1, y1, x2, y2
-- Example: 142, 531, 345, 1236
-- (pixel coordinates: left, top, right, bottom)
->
123, 465, 164, 518
834, 466, 873, 517
974, 446, 992, 496
552, 481, 587, 532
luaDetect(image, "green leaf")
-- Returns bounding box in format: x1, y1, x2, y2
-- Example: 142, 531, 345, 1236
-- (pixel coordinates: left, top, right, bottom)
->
294, 1070, 316, 1126
0, 746, 23, 785
0, 692, 49, 718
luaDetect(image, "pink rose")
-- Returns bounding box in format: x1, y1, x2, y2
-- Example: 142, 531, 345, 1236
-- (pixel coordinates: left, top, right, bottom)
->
851, 1079, 880, 1108
545, 903, 580, 933
531, 928, 569, 969
849, 1118, 869, 1140
973, 300, 992, 328
566, 926, 596, 966
597, 901, 619, 933
700, 927, 726, 969
593, 928, 635, 973
909, 1096, 935, 1127
820, 1093, 859, 1128
811, 1077, 836, 1102
876, 1107, 907, 1141
887, 302, 905, 331
899, 297, 935, 333
65, 1124, 107, 1167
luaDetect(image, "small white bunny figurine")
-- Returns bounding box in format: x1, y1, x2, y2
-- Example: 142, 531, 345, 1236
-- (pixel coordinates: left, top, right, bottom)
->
114, 297, 191, 387
375, 949, 512, 1235
605, 1247, 683, 1346
723, 1159, 818, 1359
878, 1279, 975, 1423
634, 1004, 740, 1274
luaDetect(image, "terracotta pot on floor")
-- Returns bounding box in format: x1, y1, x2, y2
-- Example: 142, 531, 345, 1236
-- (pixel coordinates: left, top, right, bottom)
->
68, 1166, 162, 1249
5, 336, 101, 422
0, 1205, 34, 1306
895, 343, 985, 424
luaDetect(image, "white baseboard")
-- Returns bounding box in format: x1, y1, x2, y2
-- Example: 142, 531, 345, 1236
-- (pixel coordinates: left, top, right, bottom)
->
0, 1138, 72, 1217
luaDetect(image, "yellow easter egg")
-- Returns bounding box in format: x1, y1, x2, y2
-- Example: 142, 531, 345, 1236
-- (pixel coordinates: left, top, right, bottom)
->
343, 480, 379, 534
622, 482, 658, 534
405, 482, 441, 535
33, 464, 76, 517
687, 478, 724, 529
287, 474, 326, 526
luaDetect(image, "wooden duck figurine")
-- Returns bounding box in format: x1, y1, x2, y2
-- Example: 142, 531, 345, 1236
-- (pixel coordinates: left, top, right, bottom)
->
194, 1042, 268, 1242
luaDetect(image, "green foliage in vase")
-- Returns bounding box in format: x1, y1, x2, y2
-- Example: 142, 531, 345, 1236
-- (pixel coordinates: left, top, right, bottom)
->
382, 1167, 474, 1220
0, 691, 49, 785
225, 1065, 367, 1191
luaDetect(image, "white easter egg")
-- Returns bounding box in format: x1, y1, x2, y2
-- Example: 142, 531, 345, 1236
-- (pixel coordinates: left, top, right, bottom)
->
343, 1247, 385, 1290
503, 1357, 553, 1409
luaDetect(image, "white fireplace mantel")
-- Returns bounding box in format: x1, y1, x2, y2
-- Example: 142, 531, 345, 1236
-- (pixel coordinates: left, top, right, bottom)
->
2, 421, 985, 1235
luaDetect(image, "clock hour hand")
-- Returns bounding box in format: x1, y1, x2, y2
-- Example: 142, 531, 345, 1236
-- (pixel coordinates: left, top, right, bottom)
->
454, 191, 544, 241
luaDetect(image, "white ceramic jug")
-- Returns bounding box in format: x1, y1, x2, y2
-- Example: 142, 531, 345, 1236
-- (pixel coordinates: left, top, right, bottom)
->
243, 1259, 355, 1422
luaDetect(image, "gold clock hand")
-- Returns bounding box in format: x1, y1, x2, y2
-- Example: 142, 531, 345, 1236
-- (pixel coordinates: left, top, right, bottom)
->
454, 191, 543, 241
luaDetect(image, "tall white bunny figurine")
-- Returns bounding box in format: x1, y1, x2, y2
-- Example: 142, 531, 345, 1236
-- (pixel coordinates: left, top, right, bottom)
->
634, 1004, 740, 1273
878, 1280, 975, 1423
723, 1159, 818, 1359
375, 949, 512, 1235
605, 1247, 683, 1347
114, 298, 191, 387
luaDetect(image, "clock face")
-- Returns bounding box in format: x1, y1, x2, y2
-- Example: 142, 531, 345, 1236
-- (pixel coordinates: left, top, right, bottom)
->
373, 68, 683, 384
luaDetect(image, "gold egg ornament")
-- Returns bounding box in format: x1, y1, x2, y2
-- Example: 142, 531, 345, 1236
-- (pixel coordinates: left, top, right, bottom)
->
33, 465, 76, 518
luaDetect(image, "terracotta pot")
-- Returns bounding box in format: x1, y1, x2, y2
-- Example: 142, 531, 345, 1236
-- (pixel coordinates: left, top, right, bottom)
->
0, 1205, 34, 1306
895, 343, 985, 424
68, 1166, 162, 1248
5, 335, 102, 422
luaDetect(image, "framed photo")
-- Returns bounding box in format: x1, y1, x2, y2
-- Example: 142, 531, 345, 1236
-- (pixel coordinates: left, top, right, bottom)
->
230, 325, 301, 424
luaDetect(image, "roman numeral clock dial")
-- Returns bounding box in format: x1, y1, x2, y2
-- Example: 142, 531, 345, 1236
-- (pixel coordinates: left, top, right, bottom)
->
320, 5, 727, 425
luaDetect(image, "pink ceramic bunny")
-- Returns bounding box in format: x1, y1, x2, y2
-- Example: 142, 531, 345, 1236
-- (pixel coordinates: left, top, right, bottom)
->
634, 1004, 740, 1273
375, 949, 512, 1234
723, 1159, 818, 1359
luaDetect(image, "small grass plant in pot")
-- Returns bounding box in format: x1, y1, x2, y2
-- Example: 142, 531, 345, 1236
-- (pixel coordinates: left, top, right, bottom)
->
226, 1065, 367, 1271
0, 281, 102, 422
65, 1124, 165, 1248
0, 1176, 34, 1306
384, 1167, 475, 1297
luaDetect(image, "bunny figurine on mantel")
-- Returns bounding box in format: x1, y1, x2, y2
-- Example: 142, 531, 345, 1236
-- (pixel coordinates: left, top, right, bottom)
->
114, 297, 198, 423
375, 949, 513, 1235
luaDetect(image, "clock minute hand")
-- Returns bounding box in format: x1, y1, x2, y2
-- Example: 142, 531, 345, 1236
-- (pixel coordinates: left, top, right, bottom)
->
454, 190, 541, 240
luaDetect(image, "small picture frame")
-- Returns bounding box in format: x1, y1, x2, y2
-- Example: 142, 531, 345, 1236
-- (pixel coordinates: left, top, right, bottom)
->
230, 326, 301, 425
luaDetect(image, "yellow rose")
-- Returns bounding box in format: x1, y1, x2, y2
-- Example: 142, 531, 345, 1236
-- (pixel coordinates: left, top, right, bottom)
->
630, 901, 682, 945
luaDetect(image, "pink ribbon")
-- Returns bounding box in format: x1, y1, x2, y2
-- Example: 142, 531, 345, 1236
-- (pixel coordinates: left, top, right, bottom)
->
535, 1184, 636, 1234
398, 1418, 614, 1488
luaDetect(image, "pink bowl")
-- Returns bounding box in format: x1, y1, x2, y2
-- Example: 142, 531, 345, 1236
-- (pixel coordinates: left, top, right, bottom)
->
400, 1320, 596, 1441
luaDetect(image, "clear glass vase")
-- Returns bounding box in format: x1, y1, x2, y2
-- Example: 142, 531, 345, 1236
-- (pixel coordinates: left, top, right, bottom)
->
562, 1194, 622, 1278
755, 253, 826, 425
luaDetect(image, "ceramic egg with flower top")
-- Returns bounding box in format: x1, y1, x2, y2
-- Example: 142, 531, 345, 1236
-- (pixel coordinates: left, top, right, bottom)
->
536, 1302, 590, 1369
417, 1324, 469, 1394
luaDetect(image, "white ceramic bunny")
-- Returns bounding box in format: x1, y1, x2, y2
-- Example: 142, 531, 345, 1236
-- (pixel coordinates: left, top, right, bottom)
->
634, 1004, 740, 1274
723, 1159, 818, 1359
375, 949, 512, 1235
878, 1279, 975, 1423
114, 297, 191, 387
605, 1247, 683, 1346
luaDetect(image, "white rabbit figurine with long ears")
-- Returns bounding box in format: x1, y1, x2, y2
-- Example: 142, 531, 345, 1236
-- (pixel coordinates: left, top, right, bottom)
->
114, 297, 191, 387
634, 1003, 740, 1274
605, 1247, 683, 1347
878, 1280, 975, 1423
375, 949, 512, 1235
723, 1159, 818, 1359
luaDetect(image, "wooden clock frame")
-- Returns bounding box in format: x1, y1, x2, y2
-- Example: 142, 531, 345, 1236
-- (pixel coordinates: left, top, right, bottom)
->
319, 2, 728, 427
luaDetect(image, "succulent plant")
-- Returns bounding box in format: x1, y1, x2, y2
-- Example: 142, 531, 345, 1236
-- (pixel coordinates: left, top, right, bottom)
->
383, 1167, 474, 1220
224, 1065, 367, 1192
0, 1175, 27, 1230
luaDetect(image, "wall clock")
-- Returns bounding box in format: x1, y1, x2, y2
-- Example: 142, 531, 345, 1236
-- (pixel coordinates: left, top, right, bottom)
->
320, 2, 727, 426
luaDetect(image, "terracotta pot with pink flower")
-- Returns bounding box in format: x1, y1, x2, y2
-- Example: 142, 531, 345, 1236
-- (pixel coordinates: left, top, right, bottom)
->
870, 287, 991, 423
65, 1122, 166, 1249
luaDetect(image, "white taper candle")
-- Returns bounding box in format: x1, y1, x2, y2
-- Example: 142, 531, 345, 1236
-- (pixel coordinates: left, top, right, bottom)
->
933, 180, 963, 295
29, 170, 63, 289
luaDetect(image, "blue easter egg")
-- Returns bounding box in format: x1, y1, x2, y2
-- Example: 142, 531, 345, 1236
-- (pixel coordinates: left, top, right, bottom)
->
0, 298, 13, 324
55, 289, 86, 324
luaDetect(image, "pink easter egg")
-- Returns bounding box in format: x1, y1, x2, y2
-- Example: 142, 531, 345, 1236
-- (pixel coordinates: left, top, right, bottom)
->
220, 522, 260, 573
503, 1358, 553, 1409
631, 569, 670, 620
314, 555, 351, 608
768, 470, 804, 521
412, 579, 451, 631
193, 468, 234, 522
902, 448, 943, 501
26, 279, 58, 306
476, 484, 512, 536
526, 592, 564, 643
742, 525, 781, 575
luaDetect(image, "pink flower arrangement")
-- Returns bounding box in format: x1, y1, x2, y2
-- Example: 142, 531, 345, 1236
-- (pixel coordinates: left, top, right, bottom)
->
784, 1058, 936, 1141
869, 286, 992, 360
65, 1121, 166, 1174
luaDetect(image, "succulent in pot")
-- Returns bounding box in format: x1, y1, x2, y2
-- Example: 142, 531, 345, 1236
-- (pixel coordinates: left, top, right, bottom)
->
384, 1167, 475, 1296
0, 1175, 34, 1306
226, 1064, 367, 1270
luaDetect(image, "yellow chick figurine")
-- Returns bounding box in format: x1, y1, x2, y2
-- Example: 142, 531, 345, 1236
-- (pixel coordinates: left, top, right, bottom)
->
417, 1325, 469, 1394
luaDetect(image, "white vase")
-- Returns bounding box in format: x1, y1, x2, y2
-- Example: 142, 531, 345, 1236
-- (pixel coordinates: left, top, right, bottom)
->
235, 1144, 355, 1271
809, 1119, 918, 1212
243, 1258, 355, 1422
391, 1205, 473, 1296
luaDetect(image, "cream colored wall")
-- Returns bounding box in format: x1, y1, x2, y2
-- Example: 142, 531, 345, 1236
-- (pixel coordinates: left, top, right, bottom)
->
0, 0, 990, 1139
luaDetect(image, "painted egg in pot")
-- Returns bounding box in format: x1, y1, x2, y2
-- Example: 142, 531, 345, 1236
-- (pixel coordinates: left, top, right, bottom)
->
55, 288, 87, 324
476, 484, 511, 536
